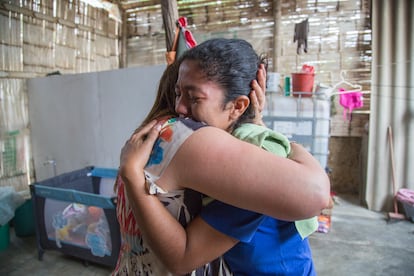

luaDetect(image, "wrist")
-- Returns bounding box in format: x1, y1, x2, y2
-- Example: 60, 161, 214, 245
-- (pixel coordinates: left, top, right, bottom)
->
120, 168, 147, 194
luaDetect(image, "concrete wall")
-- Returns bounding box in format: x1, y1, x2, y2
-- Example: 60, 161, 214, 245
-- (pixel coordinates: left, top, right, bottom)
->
27, 65, 165, 181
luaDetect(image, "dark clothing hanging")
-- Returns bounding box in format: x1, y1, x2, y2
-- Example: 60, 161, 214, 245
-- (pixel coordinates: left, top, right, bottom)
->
294, 18, 309, 54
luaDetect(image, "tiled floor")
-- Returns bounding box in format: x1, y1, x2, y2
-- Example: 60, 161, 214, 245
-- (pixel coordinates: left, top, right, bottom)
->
1, 194, 413, 276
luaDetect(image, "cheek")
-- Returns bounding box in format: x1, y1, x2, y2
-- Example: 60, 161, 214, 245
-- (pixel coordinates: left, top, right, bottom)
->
191, 106, 210, 122
196, 111, 225, 128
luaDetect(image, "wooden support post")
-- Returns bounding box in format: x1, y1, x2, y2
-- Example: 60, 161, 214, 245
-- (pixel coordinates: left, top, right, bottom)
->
161, 0, 179, 51
273, 0, 281, 72
120, 5, 127, 68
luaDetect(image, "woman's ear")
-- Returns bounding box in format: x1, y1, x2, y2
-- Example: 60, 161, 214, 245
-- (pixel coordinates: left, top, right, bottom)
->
230, 95, 250, 120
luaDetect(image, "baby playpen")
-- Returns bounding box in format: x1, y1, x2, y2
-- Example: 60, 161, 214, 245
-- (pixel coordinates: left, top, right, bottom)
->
30, 166, 120, 267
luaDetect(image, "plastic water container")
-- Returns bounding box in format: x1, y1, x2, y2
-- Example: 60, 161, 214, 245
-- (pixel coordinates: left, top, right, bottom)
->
264, 94, 330, 169
14, 198, 35, 237
0, 223, 10, 252
267, 72, 281, 93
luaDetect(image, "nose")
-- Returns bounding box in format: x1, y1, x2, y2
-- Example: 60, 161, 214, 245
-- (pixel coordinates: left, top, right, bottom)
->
175, 95, 191, 117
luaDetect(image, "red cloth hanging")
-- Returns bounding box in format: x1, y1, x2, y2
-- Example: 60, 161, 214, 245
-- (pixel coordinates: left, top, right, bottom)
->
177, 17, 197, 48
166, 17, 197, 65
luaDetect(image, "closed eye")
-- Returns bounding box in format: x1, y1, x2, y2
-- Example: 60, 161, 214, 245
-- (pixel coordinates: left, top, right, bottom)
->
189, 96, 200, 104
175, 86, 181, 97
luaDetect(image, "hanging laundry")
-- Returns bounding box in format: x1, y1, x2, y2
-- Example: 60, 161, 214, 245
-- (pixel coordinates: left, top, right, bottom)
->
166, 17, 197, 65
339, 88, 363, 121
293, 18, 309, 54
177, 17, 197, 49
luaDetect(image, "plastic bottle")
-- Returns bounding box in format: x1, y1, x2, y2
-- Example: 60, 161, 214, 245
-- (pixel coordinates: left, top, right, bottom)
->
284, 76, 291, 96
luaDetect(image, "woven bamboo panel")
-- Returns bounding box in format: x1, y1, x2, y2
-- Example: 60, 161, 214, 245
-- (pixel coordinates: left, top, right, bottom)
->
0, 0, 119, 76
123, 0, 371, 137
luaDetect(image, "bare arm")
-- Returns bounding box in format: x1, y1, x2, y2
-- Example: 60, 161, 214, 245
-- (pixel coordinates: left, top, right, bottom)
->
166, 127, 329, 219
121, 120, 329, 220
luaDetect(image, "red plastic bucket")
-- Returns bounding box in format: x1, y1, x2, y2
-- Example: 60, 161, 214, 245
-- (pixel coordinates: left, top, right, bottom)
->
291, 73, 315, 97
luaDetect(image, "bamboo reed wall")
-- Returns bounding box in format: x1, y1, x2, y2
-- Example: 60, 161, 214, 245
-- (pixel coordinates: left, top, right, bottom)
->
0, 0, 119, 190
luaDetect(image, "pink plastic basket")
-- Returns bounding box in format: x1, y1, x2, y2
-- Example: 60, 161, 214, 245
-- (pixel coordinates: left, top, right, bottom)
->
396, 189, 414, 222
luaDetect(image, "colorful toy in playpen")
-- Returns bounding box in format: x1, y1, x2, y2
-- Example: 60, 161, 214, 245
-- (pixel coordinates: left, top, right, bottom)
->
52, 202, 111, 257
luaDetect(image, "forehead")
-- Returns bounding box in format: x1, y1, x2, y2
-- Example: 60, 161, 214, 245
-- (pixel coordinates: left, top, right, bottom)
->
177, 60, 225, 99
177, 60, 205, 84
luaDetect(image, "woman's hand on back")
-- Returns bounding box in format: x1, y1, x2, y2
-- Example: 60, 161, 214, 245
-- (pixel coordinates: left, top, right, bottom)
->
119, 120, 161, 184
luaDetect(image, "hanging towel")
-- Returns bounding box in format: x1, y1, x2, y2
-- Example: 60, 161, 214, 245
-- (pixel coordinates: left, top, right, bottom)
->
233, 123, 291, 158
